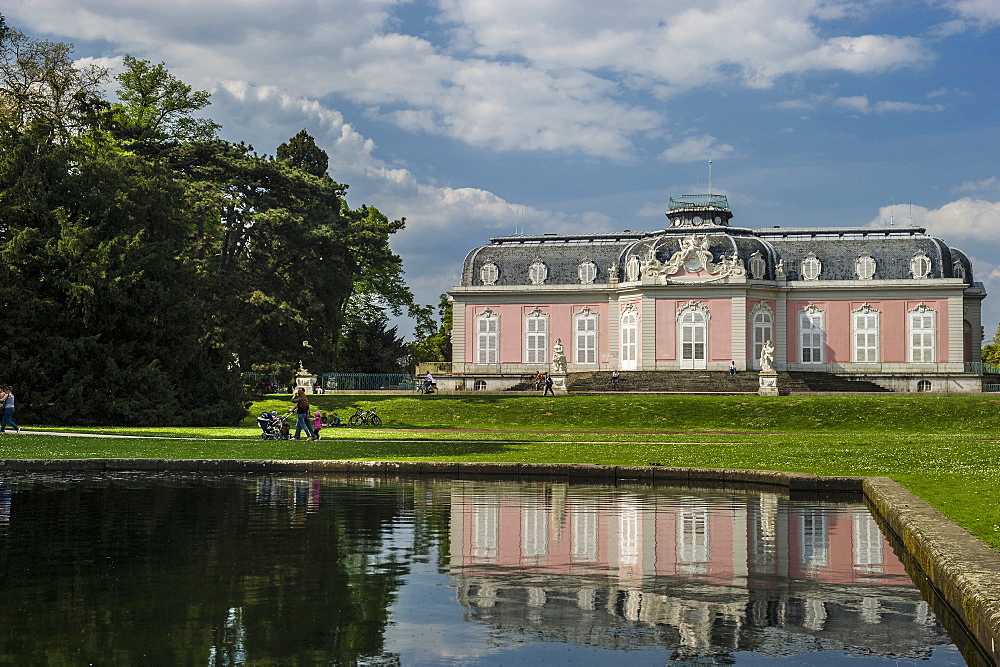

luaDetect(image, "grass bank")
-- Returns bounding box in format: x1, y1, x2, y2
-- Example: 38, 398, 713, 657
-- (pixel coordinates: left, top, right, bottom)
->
4, 393, 999, 549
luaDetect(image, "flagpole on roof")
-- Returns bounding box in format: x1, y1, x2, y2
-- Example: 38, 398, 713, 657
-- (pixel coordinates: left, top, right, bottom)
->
708, 159, 713, 197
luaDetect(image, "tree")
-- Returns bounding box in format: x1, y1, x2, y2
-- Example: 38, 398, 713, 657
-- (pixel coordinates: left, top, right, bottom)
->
0, 127, 243, 424
982, 323, 1000, 367
112, 54, 220, 144
0, 24, 108, 141
0, 26, 413, 423
409, 294, 453, 365
334, 306, 410, 373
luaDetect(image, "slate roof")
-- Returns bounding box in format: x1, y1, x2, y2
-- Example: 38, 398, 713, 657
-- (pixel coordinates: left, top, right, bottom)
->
460, 221, 976, 286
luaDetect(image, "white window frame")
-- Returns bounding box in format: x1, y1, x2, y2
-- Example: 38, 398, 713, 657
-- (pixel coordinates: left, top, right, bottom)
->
574, 307, 598, 365
524, 309, 548, 364
909, 304, 936, 363
852, 304, 880, 363
620, 305, 639, 370
480, 261, 499, 285
800, 305, 825, 364
800, 509, 829, 568
910, 251, 931, 279
528, 259, 548, 285
954, 261, 967, 282
801, 253, 822, 281
677, 300, 710, 370
577, 260, 598, 285
476, 309, 499, 365
855, 253, 876, 280
749, 302, 773, 370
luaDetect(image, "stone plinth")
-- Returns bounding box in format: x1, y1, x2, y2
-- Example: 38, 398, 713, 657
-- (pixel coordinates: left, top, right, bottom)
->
758, 371, 779, 396
295, 366, 317, 394
551, 373, 569, 395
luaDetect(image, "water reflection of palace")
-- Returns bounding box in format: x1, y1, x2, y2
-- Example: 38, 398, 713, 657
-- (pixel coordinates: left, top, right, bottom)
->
448, 482, 950, 660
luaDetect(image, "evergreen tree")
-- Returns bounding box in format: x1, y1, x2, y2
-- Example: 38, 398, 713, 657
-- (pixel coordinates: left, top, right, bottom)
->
409, 294, 453, 365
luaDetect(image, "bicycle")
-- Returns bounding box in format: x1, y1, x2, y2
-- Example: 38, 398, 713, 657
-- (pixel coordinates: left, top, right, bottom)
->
348, 406, 382, 427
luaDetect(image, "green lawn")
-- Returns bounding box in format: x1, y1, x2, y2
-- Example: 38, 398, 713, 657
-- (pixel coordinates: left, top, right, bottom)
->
4, 393, 999, 549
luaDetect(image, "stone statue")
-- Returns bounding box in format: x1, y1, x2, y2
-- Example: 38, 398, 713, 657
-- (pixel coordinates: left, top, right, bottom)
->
775, 260, 785, 279
760, 339, 775, 373
551, 338, 568, 373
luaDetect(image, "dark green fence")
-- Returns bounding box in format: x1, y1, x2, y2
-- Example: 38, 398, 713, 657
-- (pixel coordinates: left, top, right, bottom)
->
319, 373, 414, 392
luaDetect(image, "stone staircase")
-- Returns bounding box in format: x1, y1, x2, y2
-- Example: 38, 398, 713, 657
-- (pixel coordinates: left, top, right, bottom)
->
567, 370, 892, 394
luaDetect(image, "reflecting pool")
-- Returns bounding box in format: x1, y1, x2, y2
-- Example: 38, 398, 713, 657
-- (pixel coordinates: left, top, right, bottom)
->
0, 474, 967, 664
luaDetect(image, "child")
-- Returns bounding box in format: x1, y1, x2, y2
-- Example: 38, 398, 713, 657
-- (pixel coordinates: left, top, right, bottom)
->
312, 411, 323, 440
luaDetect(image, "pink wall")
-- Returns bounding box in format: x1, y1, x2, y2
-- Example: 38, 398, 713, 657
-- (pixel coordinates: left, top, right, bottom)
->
466, 302, 611, 365
654, 299, 732, 362
785, 299, 949, 363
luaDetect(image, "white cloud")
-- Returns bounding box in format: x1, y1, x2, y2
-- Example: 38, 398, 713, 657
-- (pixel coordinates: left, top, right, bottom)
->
868, 198, 1000, 241
660, 135, 735, 163
835, 95, 872, 114
827, 95, 945, 114
956, 177, 1000, 194
6, 0, 942, 160
946, 0, 1000, 27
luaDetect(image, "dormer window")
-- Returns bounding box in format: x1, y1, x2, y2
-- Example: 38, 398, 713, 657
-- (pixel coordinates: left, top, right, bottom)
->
910, 251, 931, 279
748, 251, 766, 280
528, 259, 548, 285
855, 253, 876, 280
578, 259, 598, 284
954, 261, 967, 282
480, 262, 499, 285
625, 254, 641, 281
801, 253, 822, 281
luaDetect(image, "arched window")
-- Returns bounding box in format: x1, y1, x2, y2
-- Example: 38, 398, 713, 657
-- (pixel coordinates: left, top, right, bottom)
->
476, 309, 499, 365
574, 307, 598, 364
473, 379, 487, 391
620, 305, 639, 370
801, 253, 822, 281
853, 304, 879, 363
528, 259, 548, 285
524, 309, 548, 364
800, 306, 825, 364
917, 379, 932, 392
578, 260, 598, 285
677, 301, 710, 370
749, 302, 773, 370
855, 253, 876, 280
480, 261, 499, 285
910, 251, 931, 279
909, 304, 936, 363
954, 261, 967, 282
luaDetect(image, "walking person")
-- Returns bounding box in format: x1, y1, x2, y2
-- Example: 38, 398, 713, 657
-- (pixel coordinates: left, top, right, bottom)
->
0, 386, 19, 434
290, 387, 314, 440
312, 411, 324, 440
543, 372, 555, 396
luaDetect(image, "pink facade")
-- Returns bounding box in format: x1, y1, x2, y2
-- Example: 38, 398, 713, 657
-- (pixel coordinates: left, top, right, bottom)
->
466, 297, 957, 370
452, 488, 907, 587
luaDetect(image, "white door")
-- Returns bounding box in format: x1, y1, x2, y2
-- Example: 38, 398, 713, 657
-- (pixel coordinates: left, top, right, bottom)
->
680, 311, 707, 370
620, 310, 638, 370
752, 311, 772, 370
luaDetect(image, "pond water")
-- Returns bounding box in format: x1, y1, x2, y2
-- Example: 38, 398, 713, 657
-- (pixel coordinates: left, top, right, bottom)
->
0, 473, 968, 665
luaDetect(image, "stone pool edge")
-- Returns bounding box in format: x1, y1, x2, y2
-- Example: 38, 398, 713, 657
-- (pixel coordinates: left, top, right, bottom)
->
2, 458, 997, 663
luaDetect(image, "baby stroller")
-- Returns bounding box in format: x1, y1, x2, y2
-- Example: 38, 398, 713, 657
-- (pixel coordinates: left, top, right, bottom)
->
257, 411, 285, 440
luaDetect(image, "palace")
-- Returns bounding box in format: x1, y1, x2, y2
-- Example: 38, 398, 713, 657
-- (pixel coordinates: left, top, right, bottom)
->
448, 194, 987, 392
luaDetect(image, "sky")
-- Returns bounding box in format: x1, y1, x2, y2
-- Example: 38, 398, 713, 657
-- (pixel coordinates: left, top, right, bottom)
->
6, 0, 1000, 339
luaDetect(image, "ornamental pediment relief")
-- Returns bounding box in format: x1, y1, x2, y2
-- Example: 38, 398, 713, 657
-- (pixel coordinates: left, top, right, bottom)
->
642, 235, 745, 284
